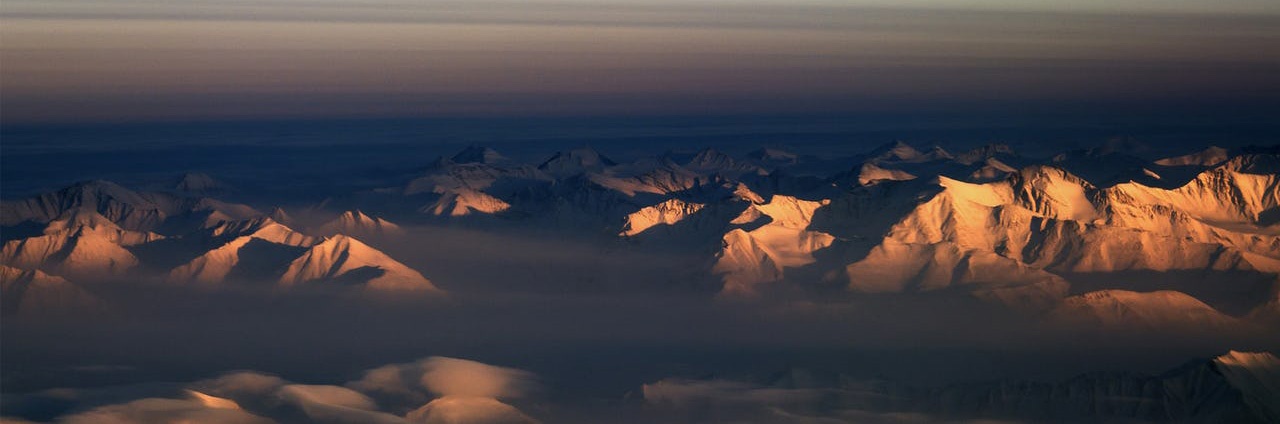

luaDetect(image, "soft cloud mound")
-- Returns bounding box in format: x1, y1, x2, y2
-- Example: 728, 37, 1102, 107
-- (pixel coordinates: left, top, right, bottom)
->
196, 371, 287, 400
347, 362, 434, 412
419, 357, 535, 399
277, 384, 404, 424
279, 385, 379, 411
58, 397, 272, 424
185, 389, 244, 409
405, 396, 539, 424
47, 357, 544, 424
343, 356, 540, 423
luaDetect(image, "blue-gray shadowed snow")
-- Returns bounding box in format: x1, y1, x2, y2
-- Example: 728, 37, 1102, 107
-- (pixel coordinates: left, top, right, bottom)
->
2, 126, 1279, 423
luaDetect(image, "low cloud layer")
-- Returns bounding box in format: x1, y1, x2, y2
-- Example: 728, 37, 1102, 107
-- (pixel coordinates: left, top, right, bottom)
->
26, 356, 540, 424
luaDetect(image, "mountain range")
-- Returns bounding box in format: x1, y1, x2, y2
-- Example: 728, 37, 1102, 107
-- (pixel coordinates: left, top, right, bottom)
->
2, 142, 1278, 331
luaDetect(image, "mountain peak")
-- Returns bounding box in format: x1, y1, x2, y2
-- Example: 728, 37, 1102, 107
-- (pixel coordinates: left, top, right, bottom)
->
45, 208, 123, 233
1, 264, 102, 315
1212, 350, 1280, 422
1014, 165, 1092, 185
315, 210, 403, 237
687, 148, 732, 167
619, 198, 706, 237
858, 162, 916, 186
451, 145, 508, 164
967, 157, 1018, 182
70, 178, 131, 192
0, 180, 178, 230
869, 141, 922, 161
279, 235, 441, 292
1216, 153, 1280, 175
1155, 146, 1230, 167
421, 189, 512, 217
926, 145, 953, 158
746, 147, 799, 165
268, 207, 294, 225
64, 179, 154, 205
174, 172, 229, 193
1, 224, 141, 281
1216, 350, 1280, 369
732, 183, 765, 204
205, 216, 316, 247
954, 143, 1016, 165
538, 147, 617, 176
1051, 290, 1237, 330
867, 141, 952, 163
1009, 165, 1098, 221
684, 148, 761, 176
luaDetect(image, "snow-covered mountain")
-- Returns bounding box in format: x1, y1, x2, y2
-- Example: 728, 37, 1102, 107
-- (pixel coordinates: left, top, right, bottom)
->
161, 217, 437, 292
681, 148, 763, 177
538, 146, 617, 177
421, 188, 513, 217
1, 180, 174, 230
1049, 289, 1240, 331
713, 194, 836, 298
314, 210, 404, 238
1, 265, 103, 315
619, 198, 706, 237
279, 235, 441, 292
746, 147, 800, 168
0, 180, 260, 233
403, 160, 549, 197
173, 172, 230, 194
855, 162, 916, 186
0, 182, 438, 294
266, 207, 296, 226
1157, 146, 1232, 167
831, 142, 1025, 189
205, 216, 317, 247
589, 157, 702, 197
484, 142, 1279, 316
0, 210, 156, 281
828, 155, 1278, 310
2, 142, 1276, 320
392, 147, 551, 219
165, 218, 317, 285
450, 145, 510, 165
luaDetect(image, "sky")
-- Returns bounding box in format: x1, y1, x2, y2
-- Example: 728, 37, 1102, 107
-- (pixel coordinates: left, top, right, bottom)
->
2, 0, 1279, 123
